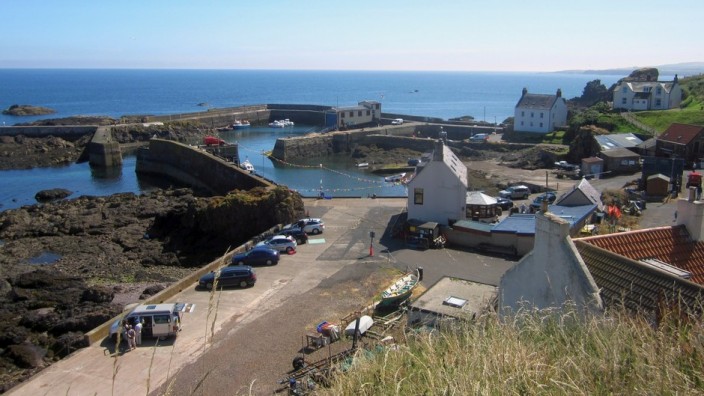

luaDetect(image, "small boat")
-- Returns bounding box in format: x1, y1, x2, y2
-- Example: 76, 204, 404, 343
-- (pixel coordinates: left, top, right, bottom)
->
378, 271, 418, 307
240, 159, 255, 172
232, 120, 250, 129
356, 162, 369, 168
384, 172, 406, 183
344, 315, 373, 337
268, 119, 294, 128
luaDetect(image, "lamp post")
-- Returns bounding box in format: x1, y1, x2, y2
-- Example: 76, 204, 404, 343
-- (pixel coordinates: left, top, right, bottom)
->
369, 231, 375, 257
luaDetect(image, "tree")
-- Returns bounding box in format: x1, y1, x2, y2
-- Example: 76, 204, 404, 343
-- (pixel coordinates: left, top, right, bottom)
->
567, 126, 603, 163
575, 79, 610, 106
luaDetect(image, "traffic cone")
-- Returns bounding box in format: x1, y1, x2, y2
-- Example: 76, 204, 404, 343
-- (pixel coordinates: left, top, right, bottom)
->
369, 244, 374, 257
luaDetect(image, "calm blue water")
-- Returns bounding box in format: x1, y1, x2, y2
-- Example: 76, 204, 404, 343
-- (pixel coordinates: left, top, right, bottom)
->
0, 69, 623, 211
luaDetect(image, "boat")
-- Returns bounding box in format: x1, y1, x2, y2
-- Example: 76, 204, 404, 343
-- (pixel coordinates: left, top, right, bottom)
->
240, 159, 255, 172
378, 271, 418, 307
344, 315, 373, 336
268, 119, 294, 128
384, 172, 406, 183
232, 120, 250, 129
356, 162, 369, 168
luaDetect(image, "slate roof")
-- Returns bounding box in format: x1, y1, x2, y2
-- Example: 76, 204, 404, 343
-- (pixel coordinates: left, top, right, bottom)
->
575, 241, 704, 320
555, 178, 605, 211
515, 93, 559, 110
599, 147, 640, 159
595, 133, 643, 151
626, 81, 675, 94
658, 123, 704, 145
575, 225, 704, 285
492, 214, 536, 235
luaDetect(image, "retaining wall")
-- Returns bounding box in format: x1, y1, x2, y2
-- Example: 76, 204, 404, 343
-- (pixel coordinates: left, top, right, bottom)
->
136, 139, 273, 196
0, 125, 97, 139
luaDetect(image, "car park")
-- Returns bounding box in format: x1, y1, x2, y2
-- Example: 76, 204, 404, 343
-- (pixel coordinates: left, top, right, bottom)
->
277, 229, 309, 244
469, 133, 489, 142
495, 197, 514, 210
198, 266, 256, 290
499, 185, 531, 199
230, 247, 280, 266
256, 235, 297, 253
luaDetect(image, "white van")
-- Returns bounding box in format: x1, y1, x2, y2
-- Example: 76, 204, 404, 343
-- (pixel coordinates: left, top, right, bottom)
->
391, 118, 404, 125
109, 302, 189, 342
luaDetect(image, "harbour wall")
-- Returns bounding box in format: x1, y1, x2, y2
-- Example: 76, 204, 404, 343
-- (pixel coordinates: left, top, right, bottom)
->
136, 139, 273, 196
0, 125, 97, 139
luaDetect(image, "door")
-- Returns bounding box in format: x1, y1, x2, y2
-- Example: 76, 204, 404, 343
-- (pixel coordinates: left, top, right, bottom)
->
152, 314, 171, 337
141, 315, 154, 337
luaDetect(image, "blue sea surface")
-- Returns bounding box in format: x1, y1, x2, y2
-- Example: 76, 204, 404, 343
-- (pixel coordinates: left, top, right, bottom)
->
0, 69, 624, 210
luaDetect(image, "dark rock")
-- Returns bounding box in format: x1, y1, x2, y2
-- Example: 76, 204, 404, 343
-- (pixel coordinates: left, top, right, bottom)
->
624, 67, 659, 82
0, 321, 30, 346
51, 332, 87, 358
35, 188, 72, 203
6, 343, 47, 368
2, 104, 55, 116
81, 286, 114, 304
140, 284, 166, 299
19, 308, 59, 332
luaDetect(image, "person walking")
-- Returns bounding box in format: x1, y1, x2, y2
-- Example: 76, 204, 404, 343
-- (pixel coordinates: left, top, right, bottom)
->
126, 325, 136, 351
134, 319, 143, 346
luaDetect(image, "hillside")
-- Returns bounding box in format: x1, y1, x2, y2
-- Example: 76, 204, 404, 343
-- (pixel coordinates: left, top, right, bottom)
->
325, 308, 704, 395
631, 73, 704, 132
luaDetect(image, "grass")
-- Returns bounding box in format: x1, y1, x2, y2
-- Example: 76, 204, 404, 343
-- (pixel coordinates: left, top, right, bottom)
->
631, 74, 704, 133
323, 305, 704, 395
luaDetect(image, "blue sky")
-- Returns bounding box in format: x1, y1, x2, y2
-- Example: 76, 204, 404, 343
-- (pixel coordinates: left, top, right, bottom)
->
2, 0, 701, 71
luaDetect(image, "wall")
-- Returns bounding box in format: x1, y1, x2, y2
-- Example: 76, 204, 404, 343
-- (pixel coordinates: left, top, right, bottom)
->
0, 125, 97, 139
88, 126, 122, 167
136, 139, 272, 195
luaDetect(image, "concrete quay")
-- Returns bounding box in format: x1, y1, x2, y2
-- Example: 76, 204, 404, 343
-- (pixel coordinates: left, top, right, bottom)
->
7, 197, 516, 395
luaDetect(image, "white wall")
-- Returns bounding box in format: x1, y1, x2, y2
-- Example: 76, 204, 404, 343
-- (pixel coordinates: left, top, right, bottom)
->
408, 161, 466, 225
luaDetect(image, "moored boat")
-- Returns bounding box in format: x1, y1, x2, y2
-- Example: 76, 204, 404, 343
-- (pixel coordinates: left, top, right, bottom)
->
356, 162, 369, 168
384, 172, 406, 183
232, 120, 250, 129
240, 159, 255, 172
378, 271, 418, 307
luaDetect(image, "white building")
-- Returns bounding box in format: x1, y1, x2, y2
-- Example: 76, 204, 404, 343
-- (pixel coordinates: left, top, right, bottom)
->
407, 140, 468, 225
513, 88, 568, 134
327, 100, 381, 129
612, 76, 682, 111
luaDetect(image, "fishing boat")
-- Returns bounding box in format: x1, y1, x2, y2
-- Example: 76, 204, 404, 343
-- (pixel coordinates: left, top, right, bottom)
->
240, 159, 255, 172
232, 120, 250, 129
268, 119, 295, 128
384, 172, 406, 182
378, 271, 418, 307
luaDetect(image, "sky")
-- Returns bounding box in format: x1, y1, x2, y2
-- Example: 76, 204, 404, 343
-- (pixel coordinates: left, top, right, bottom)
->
1, 0, 702, 72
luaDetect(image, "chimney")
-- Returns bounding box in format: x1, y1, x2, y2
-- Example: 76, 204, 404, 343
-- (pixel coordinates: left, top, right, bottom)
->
674, 74, 679, 83
433, 139, 444, 162
556, 88, 562, 98
522, 87, 528, 97
676, 187, 704, 240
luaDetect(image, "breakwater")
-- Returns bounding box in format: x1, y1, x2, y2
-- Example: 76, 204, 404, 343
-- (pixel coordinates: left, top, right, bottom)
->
136, 139, 273, 195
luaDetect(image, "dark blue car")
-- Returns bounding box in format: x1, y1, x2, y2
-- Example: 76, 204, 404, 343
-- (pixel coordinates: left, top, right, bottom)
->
230, 247, 280, 266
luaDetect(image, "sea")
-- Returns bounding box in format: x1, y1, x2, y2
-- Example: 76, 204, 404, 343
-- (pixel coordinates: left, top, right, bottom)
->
0, 69, 623, 212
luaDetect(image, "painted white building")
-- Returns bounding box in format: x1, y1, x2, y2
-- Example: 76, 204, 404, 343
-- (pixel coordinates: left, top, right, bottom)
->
612, 76, 682, 111
513, 88, 568, 134
407, 140, 468, 225
328, 100, 381, 129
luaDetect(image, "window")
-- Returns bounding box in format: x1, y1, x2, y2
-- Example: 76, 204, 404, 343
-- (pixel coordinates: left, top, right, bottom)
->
540, 112, 544, 118
656, 99, 662, 107
366, 110, 370, 116
530, 122, 533, 127
414, 188, 424, 205
656, 87, 662, 95
622, 98, 627, 105
622, 87, 627, 93
349, 111, 353, 117
154, 314, 170, 324
358, 110, 362, 116
340, 112, 345, 118
540, 122, 543, 128
531, 112, 534, 118
521, 111, 525, 117
520, 121, 524, 126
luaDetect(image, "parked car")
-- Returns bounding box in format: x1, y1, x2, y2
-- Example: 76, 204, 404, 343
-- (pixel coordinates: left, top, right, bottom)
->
198, 266, 256, 290
283, 218, 325, 235
391, 118, 404, 125
529, 192, 557, 210
230, 247, 280, 266
469, 133, 489, 142
499, 185, 531, 199
256, 235, 297, 253
277, 229, 309, 245
496, 197, 514, 210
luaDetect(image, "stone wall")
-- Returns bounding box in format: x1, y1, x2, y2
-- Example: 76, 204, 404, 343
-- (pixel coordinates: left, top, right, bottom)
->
136, 139, 273, 195
0, 125, 97, 139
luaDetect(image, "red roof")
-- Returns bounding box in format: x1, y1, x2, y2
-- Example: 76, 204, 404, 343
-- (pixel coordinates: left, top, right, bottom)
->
576, 225, 704, 284
658, 123, 704, 145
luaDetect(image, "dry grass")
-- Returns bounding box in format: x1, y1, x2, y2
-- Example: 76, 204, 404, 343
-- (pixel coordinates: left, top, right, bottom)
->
323, 305, 704, 395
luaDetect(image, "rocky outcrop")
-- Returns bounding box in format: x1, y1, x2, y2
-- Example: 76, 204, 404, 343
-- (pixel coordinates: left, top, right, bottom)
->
623, 67, 659, 82
35, 188, 72, 203
2, 105, 56, 116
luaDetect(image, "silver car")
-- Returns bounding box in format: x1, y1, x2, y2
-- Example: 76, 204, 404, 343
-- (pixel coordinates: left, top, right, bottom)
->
255, 235, 297, 253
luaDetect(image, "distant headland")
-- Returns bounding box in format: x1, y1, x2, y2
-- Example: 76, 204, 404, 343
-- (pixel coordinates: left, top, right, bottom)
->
2, 104, 56, 116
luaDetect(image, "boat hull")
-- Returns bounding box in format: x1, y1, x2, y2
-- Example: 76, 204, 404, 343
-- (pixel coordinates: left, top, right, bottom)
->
378, 272, 418, 307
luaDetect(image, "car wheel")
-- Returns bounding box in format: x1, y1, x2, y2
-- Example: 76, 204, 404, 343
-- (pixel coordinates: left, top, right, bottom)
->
239, 280, 248, 288
206, 282, 213, 290
286, 246, 294, 254
266, 259, 273, 266
311, 228, 320, 235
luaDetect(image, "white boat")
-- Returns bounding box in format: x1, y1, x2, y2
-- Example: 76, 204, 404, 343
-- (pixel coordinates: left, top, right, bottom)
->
232, 120, 250, 129
268, 119, 294, 128
384, 172, 406, 182
356, 162, 369, 168
344, 315, 373, 336
240, 159, 255, 172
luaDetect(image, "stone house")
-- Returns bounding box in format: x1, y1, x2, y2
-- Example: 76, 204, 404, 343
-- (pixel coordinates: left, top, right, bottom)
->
598, 147, 641, 174
513, 88, 568, 134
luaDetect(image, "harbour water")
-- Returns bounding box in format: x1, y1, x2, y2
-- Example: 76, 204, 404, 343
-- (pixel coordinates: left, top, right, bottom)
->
0, 69, 624, 211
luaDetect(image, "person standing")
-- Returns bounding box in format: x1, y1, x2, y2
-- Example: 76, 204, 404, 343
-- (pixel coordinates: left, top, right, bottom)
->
134, 319, 143, 346
126, 325, 136, 351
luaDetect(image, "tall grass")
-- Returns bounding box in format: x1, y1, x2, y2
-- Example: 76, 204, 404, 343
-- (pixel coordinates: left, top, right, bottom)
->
324, 306, 704, 395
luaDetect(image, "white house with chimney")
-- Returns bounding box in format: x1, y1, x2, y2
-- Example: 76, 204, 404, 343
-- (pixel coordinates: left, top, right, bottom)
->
612, 76, 682, 111
513, 88, 568, 134
406, 140, 468, 225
